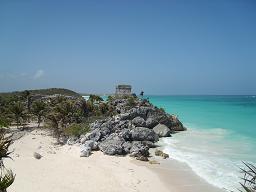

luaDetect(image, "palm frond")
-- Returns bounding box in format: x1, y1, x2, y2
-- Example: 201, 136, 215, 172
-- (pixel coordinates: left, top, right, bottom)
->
240, 183, 254, 192
0, 133, 13, 160
0, 169, 15, 190
239, 162, 256, 192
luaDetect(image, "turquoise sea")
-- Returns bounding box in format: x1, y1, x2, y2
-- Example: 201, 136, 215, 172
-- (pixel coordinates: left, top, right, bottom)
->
148, 95, 256, 191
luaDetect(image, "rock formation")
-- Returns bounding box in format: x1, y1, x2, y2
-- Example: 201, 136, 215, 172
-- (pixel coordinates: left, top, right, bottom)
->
78, 96, 185, 160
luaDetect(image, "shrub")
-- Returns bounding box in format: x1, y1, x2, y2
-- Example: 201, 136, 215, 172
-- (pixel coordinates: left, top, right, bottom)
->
159, 107, 166, 113
9, 101, 27, 128
0, 132, 15, 191
0, 117, 11, 128
107, 95, 114, 102
127, 96, 136, 107
64, 123, 90, 137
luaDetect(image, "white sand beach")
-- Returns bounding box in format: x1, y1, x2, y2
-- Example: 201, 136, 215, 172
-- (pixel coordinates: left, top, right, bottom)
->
6, 129, 225, 192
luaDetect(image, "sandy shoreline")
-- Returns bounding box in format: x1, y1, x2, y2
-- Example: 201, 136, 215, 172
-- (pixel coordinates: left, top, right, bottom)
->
143, 154, 226, 192
6, 129, 225, 192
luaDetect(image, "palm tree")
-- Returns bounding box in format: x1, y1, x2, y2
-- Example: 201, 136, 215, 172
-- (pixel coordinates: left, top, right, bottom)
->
9, 102, 26, 128
21, 90, 31, 112
87, 95, 104, 115
31, 100, 47, 128
0, 132, 15, 192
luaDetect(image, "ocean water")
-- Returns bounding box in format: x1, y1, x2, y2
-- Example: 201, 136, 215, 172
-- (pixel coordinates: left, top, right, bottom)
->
148, 95, 256, 191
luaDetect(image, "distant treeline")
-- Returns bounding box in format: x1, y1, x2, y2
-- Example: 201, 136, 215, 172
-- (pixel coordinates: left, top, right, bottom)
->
0, 88, 81, 98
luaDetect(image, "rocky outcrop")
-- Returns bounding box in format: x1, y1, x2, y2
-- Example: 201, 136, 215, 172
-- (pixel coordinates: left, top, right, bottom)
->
153, 124, 171, 137
99, 134, 126, 155
80, 146, 91, 157
132, 117, 146, 127
76, 96, 185, 161
130, 127, 158, 142
145, 117, 158, 129
130, 141, 149, 158
80, 140, 98, 157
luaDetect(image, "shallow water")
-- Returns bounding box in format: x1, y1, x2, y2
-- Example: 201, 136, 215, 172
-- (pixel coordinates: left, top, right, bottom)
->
148, 95, 256, 191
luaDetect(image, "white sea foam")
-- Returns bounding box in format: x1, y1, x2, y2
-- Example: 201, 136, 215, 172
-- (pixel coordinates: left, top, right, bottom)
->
160, 126, 255, 191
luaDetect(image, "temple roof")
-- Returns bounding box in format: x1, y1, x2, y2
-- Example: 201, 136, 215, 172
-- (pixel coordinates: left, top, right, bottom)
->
116, 85, 132, 89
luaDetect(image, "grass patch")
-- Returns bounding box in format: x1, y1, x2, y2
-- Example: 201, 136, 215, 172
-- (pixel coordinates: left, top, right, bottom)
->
64, 123, 90, 137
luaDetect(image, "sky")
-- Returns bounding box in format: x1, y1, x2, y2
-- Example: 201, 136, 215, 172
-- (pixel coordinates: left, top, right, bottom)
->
0, 0, 256, 95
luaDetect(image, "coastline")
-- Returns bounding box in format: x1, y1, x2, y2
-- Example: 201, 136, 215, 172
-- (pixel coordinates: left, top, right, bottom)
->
6, 129, 225, 192
142, 149, 226, 192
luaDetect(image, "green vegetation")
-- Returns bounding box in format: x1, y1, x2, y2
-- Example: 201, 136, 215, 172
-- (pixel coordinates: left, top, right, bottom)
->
0, 132, 15, 191
0, 118, 10, 129
31, 101, 47, 128
0, 89, 138, 141
64, 123, 90, 137
239, 162, 256, 192
0, 88, 81, 98
127, 96, 136, 107
9, 101, 26, 128
0, 89, 111, 144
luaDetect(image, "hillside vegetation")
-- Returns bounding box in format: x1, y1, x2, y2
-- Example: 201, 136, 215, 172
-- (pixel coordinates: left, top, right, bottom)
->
0, 88, 81, 98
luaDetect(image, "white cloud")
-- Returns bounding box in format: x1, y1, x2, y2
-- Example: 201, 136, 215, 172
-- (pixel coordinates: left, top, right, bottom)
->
33, 70, 44, 79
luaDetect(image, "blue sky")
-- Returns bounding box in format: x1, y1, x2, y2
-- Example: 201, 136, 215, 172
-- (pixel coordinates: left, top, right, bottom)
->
0, 0, 256, 95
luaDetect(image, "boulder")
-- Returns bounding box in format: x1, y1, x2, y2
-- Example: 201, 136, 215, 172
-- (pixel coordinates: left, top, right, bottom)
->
80, 136, 87, 144
80, 146, 91, 157
83, 129, 101, 142
83, 140, 98, 150
155, 149, 169, 159
132, 117, 146, 127
120, 112, 135, 120
130, 141, 149, 157
130, 127, 159, 142
142, 141, 157, 148
153, 114, 185, 131
33, 152, 42, 159
122, 141, 132, 154
156, 114, 173, 128
134, 107, 152, 119
118, 128, 131, 140
169, 116, 186, 131
99, 134, 125, 155
90, 121, 102, 130
67, 136, 79, 145
115, 120, 131, 130
153, 124, 171, 137
145, 117, 158, 129
99, 126, 111, 137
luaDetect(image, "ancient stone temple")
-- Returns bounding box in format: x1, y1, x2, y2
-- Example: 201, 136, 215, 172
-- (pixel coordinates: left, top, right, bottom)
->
115, 85, 132, 95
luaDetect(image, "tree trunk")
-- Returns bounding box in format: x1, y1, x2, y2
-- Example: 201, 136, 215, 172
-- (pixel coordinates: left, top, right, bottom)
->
16, 117, 19, 129
37, 116, 41, 128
